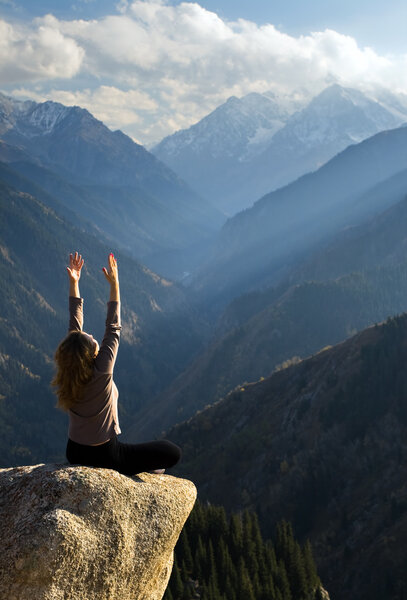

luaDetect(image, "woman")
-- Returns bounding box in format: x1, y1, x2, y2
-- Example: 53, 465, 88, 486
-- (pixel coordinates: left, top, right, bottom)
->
52, 251, 181, 476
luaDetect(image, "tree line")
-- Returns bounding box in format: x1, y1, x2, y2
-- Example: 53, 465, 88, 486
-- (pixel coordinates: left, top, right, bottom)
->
164, 502, 324, 600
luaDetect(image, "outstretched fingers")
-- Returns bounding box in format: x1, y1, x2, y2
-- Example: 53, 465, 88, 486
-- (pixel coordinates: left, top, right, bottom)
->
67, 252, 84, 282
102, 253, 118, 284
73, 253, 83, 268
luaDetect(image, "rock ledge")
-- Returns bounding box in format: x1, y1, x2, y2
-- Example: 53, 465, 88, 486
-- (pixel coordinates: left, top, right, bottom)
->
0, 464, 196, 600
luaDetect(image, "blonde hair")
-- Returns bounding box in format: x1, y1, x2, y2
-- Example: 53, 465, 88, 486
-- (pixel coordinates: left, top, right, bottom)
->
52, 331, 95, 411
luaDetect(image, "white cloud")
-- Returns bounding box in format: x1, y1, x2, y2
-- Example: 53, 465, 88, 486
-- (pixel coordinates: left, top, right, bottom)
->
3, 1, 407, 144
0, 17, 84, 84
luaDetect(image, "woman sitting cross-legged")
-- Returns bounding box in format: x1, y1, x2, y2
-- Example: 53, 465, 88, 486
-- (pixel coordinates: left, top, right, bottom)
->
52, 251, 181, 476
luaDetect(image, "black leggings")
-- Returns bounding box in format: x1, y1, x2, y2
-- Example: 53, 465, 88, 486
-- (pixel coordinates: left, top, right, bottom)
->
66, 434, 182, 476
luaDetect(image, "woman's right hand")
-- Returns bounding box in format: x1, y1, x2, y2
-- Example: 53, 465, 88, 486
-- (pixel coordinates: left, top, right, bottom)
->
102, 253, 119, 287
67, 252, 84, 282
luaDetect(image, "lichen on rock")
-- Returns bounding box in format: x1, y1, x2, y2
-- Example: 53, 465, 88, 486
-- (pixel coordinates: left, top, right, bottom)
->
0, 464, 197, 600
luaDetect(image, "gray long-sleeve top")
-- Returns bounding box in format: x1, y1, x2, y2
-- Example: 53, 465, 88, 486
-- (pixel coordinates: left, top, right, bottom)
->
68, 296, 122, 445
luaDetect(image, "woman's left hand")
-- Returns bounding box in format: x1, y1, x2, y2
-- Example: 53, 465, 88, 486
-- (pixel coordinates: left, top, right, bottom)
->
67, 252, 84, 282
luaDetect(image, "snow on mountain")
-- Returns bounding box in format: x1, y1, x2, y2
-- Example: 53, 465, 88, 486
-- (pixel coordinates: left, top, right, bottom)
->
0, 91, 225, 279
263, 87, 309, 116
0, 93, 71, 138
152, 84, 407, 215
153, 92, 294, 161
152, 91, 298, 213
22, 101, 72, 136
367, 87, 407, 122
275, 84, 405, 149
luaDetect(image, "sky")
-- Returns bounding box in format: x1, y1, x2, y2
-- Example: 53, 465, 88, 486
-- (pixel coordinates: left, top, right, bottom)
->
1, 0, 407, 146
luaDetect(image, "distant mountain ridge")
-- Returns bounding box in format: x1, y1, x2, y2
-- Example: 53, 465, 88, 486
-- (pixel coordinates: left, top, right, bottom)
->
128, 259, 407, 442
0, 92, 224, 279
154, 92, 291, 161
191, 122, 407, 306
125, 172, 407, 442
153, 85, 407, 213
153, 91, 296, 213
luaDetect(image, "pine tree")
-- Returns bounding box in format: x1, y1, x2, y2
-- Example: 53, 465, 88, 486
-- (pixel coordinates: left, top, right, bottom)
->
179, 528, 194, 575
288, 541, 308, 599
221, 542, 238, 591
210, 505, 228, 543
164, 587, 174, 600
224, 575, 237, 600
242, 510, 259, 579
170, 559, 184, 600
303, 539, 320, 590
188, 501, 206, 551
276, 520, 295, 565
229, 514, 243, 562
208, 568, 222, 600
276, 560, 292, 600
237, 557, 255, 600
207, 540, 219, 590
193, 535, 206, 582
264, 540, 278, 574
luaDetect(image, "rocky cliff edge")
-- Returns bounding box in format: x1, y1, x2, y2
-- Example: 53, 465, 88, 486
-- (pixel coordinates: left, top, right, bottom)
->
0, 464, 197, 600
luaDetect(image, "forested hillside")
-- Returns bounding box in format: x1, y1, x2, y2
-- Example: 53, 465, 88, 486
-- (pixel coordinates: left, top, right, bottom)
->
127, 262, 407, 440
167, 314, 407, 600
166, 502, 325, 600
0, 180, 207, 466
127, 194, 407, 441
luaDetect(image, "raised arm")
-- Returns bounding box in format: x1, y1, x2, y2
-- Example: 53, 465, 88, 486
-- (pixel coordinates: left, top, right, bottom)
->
67, 252, 84, 332
95, 253, 121, 373
102, 253, 120, 303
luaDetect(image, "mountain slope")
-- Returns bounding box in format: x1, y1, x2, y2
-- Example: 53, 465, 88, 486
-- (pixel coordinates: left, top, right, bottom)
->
127, 262, 407, 441
168, 314, 407, 600
153, 92, 294, 213
0, 178, 207, 467
0, 93, 224, 278
192, 123, 407, 306
153, 85, 407, 213
124, 191, 407, 441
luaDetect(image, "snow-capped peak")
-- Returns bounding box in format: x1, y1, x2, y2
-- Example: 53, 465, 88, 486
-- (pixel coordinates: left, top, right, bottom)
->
153, 92, 293, 160
279, 84, 405, 147
0, 93, 72, 137
24, 101, 71, 135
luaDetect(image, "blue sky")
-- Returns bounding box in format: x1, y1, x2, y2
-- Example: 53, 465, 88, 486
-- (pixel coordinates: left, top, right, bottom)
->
2, 0, 407, 53
188, 0, 407, 54
1, 0, 407, 144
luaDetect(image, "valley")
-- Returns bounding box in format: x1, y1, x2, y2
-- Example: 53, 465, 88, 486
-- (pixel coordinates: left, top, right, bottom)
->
2, 84, 407, 599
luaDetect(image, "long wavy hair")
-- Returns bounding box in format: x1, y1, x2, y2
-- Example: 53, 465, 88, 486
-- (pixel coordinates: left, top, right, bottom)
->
52, 331, 96, 411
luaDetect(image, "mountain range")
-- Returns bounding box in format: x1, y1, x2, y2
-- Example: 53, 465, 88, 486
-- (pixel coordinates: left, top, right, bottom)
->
189, 122, 407, 307
3, 86, 407, 600
153, 84, 407, 214
0, 92, 224, 279
126, 193, 407, 442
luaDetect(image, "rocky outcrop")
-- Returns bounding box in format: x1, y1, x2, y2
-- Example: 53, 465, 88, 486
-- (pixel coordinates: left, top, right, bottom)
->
0, 464, 196, 600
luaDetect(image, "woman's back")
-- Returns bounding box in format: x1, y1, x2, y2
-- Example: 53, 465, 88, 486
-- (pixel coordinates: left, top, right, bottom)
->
67, 296, 122, 445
